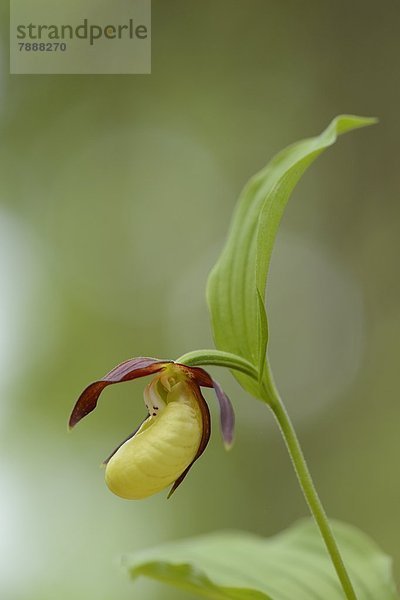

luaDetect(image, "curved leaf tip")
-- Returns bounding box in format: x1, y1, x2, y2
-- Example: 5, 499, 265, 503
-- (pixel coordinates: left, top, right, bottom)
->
207, 115, 377, 397
329, 114, 378, 135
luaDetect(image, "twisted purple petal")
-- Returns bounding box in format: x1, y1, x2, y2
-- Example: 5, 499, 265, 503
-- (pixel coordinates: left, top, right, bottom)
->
212, 379, 235, 449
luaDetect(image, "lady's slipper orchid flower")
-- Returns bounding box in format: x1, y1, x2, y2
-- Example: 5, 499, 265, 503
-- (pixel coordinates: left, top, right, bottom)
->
69, 357, 235, 500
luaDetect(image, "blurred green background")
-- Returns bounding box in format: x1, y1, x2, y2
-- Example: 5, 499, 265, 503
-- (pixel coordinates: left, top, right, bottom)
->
1, 1, 399, 599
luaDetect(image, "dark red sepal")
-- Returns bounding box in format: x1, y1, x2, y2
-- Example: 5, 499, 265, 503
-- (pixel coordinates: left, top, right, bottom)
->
69, 357, 170, 429
176, 363, 235, 450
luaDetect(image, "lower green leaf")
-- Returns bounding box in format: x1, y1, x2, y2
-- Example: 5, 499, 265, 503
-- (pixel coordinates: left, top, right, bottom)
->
124, 519, 398, 600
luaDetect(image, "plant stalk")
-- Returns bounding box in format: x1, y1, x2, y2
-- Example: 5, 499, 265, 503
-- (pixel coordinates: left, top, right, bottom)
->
178, 348, 358, 599
264, 376, 358, 600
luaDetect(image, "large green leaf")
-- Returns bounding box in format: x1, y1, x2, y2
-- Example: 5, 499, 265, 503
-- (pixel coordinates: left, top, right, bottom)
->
207, 115, 376, 396
125, 519, 398, 600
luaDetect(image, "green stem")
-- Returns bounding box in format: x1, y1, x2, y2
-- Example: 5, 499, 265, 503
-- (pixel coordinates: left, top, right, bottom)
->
177, 349, 357, 599
264, 374, 357, 600
176, 349, 258, 380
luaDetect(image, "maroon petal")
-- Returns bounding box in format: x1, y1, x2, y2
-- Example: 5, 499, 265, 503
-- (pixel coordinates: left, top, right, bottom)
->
212, 379, 235, 449
171, 363, 212, 387
176, 363, 235, 449
69, 357, 171, 429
